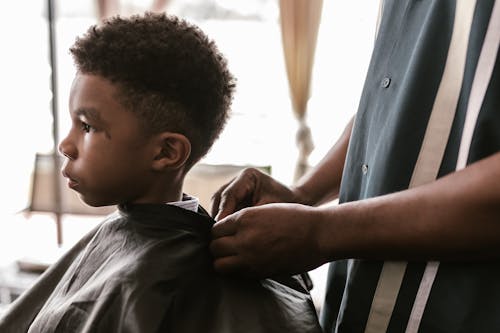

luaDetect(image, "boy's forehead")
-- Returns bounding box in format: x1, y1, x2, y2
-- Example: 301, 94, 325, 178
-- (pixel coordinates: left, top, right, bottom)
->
70, 73, 123, 112
71, 73, 116, 95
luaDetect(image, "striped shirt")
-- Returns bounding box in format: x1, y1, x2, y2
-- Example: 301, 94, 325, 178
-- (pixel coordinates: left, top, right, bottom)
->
320, 0, 500, 332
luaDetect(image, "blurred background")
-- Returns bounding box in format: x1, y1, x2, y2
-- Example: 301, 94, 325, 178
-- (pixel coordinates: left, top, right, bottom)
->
0, 0, 379, 314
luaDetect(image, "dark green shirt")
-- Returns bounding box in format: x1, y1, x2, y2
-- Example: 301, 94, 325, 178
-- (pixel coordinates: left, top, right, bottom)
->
321, 0, 500, 332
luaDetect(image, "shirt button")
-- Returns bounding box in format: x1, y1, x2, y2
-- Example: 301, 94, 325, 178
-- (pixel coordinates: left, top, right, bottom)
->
381, 77, 391, 88
362, 164, 368, 175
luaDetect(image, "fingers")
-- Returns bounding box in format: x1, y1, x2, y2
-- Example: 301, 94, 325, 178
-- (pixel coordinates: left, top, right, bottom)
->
210, 236, 238, 257
210, 213, 247, 275
213, 255, 245, 275
211, 246, 259, 278
211, 215, 239, 239
212, 168, 260, 221
214, 193, 238, 221
213, 253, 270, 279
214, 181, 247, 221
210, 181, 230, 218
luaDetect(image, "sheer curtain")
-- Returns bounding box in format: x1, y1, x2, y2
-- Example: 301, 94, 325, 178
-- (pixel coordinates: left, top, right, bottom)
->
279, 0, 323, 181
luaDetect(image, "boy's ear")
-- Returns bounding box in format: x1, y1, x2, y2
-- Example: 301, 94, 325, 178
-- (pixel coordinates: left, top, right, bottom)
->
151, 132, 191, 171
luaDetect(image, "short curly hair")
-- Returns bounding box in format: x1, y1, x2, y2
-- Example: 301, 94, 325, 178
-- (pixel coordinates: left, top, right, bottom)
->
70, 12, 236, 168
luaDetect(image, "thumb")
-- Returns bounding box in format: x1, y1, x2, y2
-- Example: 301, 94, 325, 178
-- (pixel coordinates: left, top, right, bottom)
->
215, 195, 238, 221
214, 170, 258, 220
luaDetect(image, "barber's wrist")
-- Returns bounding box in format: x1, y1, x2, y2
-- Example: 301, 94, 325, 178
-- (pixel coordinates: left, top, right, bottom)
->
290, 185, 318, 207
314, 204, 353, 263
289, 185, 308, 205
307, 206, 337, 266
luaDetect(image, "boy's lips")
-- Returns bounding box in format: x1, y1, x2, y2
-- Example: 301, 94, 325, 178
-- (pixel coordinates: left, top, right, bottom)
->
67, 178, 79, 189
62, 170, 79, 189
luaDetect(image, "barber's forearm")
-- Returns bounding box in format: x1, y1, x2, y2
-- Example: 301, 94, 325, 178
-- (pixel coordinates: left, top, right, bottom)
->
317, 152, 500, 262
292, 116, 354, 207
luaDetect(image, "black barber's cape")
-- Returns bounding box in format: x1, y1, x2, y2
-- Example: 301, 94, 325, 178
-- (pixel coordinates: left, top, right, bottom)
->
0, 203, 320, 332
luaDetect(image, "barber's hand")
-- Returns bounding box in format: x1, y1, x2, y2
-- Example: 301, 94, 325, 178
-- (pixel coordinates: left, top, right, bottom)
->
211, 168, 300, 221
210, 203, 327, 278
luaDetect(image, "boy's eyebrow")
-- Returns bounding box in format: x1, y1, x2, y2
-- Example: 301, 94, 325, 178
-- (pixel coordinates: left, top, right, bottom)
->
75, 107, 103, 123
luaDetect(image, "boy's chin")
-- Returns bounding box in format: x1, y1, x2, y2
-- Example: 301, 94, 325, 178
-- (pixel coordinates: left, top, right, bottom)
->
78, 195, 116, 208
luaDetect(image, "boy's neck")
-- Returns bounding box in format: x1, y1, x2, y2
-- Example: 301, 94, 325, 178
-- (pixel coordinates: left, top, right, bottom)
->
159, 177, 184, 203
132, 174, 185, 205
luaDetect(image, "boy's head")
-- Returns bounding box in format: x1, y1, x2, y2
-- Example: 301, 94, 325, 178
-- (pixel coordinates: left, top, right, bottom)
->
59, 13, 235, 207
70, 13, 235, 167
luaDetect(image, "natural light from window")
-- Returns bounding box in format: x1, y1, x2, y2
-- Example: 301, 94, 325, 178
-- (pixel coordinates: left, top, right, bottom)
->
0, 0, 379, 312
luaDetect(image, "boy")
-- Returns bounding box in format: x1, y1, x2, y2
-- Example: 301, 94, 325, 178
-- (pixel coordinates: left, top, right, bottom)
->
0, 13, 320, 333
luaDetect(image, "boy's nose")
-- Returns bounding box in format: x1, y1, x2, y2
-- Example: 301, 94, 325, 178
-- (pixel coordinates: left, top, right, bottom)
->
58, 136, 77, 160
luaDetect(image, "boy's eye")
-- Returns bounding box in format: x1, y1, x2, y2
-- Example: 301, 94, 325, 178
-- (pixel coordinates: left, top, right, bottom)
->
81, 122, 92, 133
